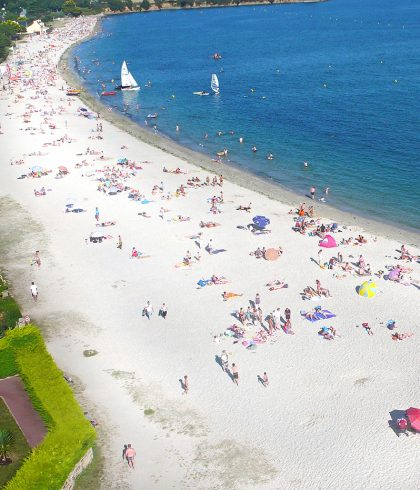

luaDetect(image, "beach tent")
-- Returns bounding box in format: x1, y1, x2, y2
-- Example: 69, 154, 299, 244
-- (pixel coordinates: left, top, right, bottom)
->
108, 186, 118, 195
31, 165, 43, 173
65, 198, 75, 208
406, 407, 420, 432
117, 158, 128, 164
253, 216, 270, 228
319, 234, 337, 248
358, 280, 377, 298
58, 166, 68, 174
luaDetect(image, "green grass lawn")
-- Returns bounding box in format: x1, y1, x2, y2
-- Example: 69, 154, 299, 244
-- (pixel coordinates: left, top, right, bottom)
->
0, 398, 31, 487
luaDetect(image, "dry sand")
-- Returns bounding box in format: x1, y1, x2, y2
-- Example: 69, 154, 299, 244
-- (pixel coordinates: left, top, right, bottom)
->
0, 17, 419, 490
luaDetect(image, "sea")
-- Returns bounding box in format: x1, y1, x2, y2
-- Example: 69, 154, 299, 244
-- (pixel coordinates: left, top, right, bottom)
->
71, 0, 420, 231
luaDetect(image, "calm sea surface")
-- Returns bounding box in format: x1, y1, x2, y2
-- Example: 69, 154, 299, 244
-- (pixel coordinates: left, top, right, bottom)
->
72, 0, 420, 231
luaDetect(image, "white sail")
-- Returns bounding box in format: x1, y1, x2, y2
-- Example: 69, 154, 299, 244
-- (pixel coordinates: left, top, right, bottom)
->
127, 71, 138, 88
211, 73, 219, 94
121, 60, 131, 87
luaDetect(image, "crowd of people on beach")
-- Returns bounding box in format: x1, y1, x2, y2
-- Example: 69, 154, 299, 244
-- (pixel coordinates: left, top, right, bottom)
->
2, 15, 419, 477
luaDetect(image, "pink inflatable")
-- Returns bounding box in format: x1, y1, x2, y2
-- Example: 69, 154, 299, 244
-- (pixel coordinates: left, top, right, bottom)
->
319, 234, 337, 248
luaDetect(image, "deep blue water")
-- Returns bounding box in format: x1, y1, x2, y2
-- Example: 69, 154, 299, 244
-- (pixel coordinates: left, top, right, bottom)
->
72, 0, 420, 230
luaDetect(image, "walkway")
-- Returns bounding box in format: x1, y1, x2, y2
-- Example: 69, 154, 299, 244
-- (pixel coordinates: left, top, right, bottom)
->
0, 375, 47, 448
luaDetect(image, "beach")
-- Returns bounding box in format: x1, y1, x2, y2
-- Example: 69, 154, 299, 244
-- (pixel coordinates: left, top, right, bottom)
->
0, 16, 419, 490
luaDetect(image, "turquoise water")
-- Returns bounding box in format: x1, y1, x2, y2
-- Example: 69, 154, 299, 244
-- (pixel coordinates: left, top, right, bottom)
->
72, 0, 420, 231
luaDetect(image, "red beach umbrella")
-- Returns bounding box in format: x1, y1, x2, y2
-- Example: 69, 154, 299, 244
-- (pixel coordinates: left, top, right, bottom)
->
406, 407, 420, 432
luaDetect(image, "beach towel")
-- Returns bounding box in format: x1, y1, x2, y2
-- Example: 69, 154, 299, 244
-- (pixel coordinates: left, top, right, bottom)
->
301, 309, 336, 322
211, 249, 227, 255
175, 262, 191, 268
197, 279, 211, 288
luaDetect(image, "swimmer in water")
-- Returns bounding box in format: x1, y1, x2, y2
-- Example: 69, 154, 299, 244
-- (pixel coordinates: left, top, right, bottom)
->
304, 161, 309, 168
267, 153, 274, 160
239, 137, 244, 144
252, 146, 257, 153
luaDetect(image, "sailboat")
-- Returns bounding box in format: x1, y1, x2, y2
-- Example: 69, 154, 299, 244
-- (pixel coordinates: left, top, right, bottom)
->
211, 73, 220, 95
116, 60, 140, 91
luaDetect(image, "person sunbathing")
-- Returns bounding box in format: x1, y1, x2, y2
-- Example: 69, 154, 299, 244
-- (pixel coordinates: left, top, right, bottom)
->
355, 235, 367, 244
318, 327, 334, 340
237, 203, 252, 212
250, 247, 263, 259
342, 262, 353, 272
267, 280, 288, 291
223, 291, 243, 301
199, 221, 220, 228
316, 280, 331, 297
131, 247, 138, 258
211, 275, 228, 285
302, 286, 318, 300
391, 332, 413, 341
96, 221, 116, 227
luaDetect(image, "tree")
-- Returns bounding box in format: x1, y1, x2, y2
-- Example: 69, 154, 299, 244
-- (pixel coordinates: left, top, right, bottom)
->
62, 0, 82, 16
140, 0, 150, 10
107, 0, 124, 11
154, 0, 163, 8
0, 429, 15, 463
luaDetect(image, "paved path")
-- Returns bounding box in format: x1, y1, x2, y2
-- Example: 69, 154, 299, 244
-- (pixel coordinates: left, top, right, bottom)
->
0, 375, 47, 448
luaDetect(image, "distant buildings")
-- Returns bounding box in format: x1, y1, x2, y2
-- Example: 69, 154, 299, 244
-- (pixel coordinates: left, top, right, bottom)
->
26, 20, 46, 35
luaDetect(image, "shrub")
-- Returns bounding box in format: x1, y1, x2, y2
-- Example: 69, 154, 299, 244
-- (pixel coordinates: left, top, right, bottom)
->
1, 326, 95, 489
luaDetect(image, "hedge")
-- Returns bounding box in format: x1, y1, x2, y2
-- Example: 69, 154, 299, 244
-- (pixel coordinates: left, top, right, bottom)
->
1, 326, 96, 489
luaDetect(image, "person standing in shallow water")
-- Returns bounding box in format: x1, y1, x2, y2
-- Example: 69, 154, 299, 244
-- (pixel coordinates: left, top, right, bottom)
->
310, 186, 316, 200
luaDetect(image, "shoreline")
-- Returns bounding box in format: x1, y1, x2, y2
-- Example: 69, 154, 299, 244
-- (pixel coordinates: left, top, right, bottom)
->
59, 18, 419, 248
1, 13, 419, 490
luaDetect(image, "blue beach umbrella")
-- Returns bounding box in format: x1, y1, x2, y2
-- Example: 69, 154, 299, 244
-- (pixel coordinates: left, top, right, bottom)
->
253, 215, 270, 228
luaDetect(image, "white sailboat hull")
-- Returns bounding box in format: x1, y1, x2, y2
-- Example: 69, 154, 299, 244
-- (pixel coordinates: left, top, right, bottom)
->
121, 86, 140, 91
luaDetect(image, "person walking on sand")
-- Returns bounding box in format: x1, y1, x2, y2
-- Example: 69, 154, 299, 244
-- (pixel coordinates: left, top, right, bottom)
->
232, 363, 239, 386
125, 444, 136, 469
117, 235, 122, 250
262, 372, 269, 387
95, 207, 99, 222
122, 444, 127, 460
34, 250, 41, 267
158, 303, 167, 319
318, 249, 323, 267
182, 375, 189, 395
143, 301, 154, 319
30, 281, 38, 301
220, 350, 229, 372
255, 292, 261, 308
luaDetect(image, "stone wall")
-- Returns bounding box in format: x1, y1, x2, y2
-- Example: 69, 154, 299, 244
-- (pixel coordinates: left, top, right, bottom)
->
61, 447, 93, 490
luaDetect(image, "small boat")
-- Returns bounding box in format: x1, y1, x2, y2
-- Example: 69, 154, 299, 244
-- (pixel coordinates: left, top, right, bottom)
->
211, 74, 220, 95
147, 113, 158, 119
212, 52, 222, 60
66, 89, 81, 96
101, 91, 117, 96
193, 91, 210, 96
115, 60, 140, 91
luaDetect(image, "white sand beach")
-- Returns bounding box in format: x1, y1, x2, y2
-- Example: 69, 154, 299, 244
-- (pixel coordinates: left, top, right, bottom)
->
0, 17, 419, 490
